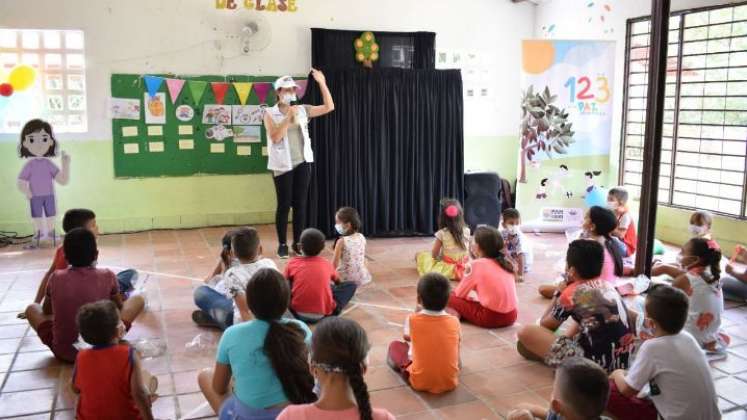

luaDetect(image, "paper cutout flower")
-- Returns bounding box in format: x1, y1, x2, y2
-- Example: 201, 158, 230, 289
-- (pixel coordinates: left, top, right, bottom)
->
354, 31, 379, 68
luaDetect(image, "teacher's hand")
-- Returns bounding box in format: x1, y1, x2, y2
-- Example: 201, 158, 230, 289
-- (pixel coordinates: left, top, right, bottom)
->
288, 105, 299, 118
310, 68, 326, 85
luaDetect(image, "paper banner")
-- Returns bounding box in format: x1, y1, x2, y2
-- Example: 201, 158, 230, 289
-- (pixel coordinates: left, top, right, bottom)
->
165, 78, 186, 104
188, 80, 208, 105
143, 75, 164, 98
253, 82, 272, 104
295, 79, 308, 99
233, 82, 253, 105
211, 82, 230, 105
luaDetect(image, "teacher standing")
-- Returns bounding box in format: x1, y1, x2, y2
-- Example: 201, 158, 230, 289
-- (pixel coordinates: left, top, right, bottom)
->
264, 68, 334, 258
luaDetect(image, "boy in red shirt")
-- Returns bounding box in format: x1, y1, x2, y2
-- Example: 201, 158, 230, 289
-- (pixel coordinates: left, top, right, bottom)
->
74, 300, 155, 420
30, 208, 138, 305
24, 228, 145, 362
284, 228, 357, 323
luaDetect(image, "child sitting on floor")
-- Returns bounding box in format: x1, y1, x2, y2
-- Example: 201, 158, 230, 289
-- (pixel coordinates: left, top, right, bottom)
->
725, 246, 747, 302
652, 210, 716, 279
671, 237, 729, 354
278, 317, 395, 420
416, 198, 471, 281
285, 228, 358, 323
73, 300, 155, 420
517, 239, 635, 373
500, 208, 532, 282
608, 187, 637, 257
193, 227, 278, 330
507, 357, 610, 420
387, 273, 461, 394
608, 284, 720, 420
24, 228, 145, 363
333, 207, 372, 286
198, 268, 317, 419
447, 226, 518, 328
539, 206, 624, 299
29, 208, 138, 307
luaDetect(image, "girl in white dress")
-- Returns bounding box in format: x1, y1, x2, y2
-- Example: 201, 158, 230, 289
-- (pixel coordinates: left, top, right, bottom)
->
333, 207, 372, 286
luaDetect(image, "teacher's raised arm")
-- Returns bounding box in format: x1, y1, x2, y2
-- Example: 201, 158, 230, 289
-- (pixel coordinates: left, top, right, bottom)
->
264, 71, 334, 259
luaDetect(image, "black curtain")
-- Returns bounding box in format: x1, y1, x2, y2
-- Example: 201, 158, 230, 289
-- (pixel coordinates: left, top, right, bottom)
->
311, 28, 435, 69
303, 67, 464, 237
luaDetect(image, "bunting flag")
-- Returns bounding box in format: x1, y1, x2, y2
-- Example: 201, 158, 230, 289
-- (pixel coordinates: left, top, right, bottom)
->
232, 82, 253, 105
295, 79, 308, 100
165, 78, 186, 104
253, 82, 272, 104
211, 82, 230, 105
188, 80, 208, 105
143, 75, 164, 98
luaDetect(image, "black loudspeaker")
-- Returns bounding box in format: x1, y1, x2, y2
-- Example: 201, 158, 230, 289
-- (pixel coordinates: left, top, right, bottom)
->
464, 172, 503, 231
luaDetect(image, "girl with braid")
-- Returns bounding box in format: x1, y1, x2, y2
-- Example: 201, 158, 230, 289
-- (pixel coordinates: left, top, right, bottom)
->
278, 317, 394, 420
198, 268, 316, 420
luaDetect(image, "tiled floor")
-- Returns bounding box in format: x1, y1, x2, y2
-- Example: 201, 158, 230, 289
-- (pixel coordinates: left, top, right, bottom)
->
0, 225, 746, 419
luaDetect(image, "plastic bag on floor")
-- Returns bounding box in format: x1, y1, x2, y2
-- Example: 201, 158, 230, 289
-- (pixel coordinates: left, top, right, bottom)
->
185, 333, 218, 355
131, 337, 167, 359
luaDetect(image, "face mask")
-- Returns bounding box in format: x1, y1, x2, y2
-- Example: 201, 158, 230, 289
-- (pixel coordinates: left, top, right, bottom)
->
334, 223, 347, 235
505, 225, 519, 235
281, 93, 297, 104
688, 224, 707, 236
607, 201, 619, 210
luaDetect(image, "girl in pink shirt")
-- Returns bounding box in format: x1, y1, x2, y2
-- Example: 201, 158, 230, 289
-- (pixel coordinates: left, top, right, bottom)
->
447, 226, 518, 328
277, 318, 394, 420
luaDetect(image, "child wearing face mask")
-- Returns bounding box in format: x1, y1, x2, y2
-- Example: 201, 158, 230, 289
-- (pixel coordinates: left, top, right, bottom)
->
333, 207, 372, 286
607, 187, 637, 257
500, 208, 532, 282
653, 211, 718, 279
671, 237, 729, 354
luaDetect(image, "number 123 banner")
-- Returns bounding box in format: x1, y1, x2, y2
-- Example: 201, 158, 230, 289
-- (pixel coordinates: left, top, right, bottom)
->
516, 40, 616, 231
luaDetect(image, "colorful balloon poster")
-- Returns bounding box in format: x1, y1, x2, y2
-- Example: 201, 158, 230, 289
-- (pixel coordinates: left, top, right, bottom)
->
516, 40, 616, 232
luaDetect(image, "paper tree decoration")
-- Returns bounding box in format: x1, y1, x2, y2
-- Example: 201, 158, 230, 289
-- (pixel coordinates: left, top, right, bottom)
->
354, 31, 379, 68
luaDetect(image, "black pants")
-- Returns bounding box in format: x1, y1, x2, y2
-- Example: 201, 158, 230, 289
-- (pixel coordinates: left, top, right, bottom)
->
273, 162, 311, 245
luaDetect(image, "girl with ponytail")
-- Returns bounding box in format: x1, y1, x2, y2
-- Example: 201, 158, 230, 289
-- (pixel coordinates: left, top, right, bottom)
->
416, 198, 471, 281
198, 268, 316, 420
277, 317, 394, 420
672, 238, 730, 353
538, 206, 624, 299
446, 226, 519, 328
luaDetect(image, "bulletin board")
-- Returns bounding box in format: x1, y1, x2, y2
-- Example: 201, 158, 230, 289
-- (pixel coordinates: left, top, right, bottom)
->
111, 74, 283, 178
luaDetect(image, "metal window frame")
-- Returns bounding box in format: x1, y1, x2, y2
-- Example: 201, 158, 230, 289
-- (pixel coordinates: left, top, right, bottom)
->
620, 0, 747, 219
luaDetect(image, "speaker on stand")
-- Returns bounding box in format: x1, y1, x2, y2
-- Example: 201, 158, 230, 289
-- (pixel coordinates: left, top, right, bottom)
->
464, 172, 503, 232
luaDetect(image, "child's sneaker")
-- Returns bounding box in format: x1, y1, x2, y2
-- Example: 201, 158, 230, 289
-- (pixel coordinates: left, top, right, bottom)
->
191, 310, 221, 329
277, 244, 289, 259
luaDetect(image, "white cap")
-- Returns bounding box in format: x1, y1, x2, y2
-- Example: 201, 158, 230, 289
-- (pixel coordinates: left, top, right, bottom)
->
273, 75, 298, 90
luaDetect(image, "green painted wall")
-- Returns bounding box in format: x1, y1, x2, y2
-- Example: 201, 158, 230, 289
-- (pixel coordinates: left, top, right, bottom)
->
0, 135, 520, 235
0, 141, 276, 235
3, 135, 745, 254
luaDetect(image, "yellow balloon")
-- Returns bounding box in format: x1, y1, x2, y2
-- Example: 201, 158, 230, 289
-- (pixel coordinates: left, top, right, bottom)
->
9, 65, 36, 91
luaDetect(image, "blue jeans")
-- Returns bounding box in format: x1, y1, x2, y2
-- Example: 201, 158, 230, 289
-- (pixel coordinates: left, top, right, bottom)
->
116, 269, 138, 295
723, 274, 747, 302
290, 282, 358, 324
194, 285, 234, 330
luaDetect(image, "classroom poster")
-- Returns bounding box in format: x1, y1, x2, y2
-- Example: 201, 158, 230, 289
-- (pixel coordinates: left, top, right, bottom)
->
516, 40, 615, 231
144, 93, 166, 124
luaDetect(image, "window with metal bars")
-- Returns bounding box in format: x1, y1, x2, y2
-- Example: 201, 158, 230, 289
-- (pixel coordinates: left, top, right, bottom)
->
621, 2, 747, 218
0, 29, 87, 133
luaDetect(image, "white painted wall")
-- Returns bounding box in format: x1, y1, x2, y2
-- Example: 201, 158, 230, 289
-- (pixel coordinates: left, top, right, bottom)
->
0, 0, 535, 141
534, 0, 745, 181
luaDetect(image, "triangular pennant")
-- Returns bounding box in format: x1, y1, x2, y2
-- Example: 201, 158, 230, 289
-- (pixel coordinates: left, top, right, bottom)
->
233, 82, 253, 105
188, 80, 208, 105
253, 82, 272, 104
295, 79, 308, 100
143, 75, 163, 98
211, 82, 230, 105
165, 78, 186, 104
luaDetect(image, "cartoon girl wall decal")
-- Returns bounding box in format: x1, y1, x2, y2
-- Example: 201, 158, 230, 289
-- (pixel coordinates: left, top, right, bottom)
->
16, 119, 70, 247
536, 178, 548, 199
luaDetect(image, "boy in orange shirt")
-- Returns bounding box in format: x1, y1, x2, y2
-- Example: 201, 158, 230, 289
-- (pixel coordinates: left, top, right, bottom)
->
387, 273, 461, 394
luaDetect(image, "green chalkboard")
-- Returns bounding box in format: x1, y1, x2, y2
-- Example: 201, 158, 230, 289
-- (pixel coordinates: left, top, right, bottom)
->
111, 73, 286, 178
